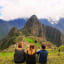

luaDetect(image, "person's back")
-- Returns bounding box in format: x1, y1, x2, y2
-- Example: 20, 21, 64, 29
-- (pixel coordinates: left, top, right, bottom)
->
37, 50, 48, 63
14, 42, 25, 63
26, 44, 36, 64
37, 44, 48, 64
26, 52, 36, 64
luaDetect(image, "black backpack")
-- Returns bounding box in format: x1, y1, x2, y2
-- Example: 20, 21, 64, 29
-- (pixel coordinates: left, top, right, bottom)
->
14, 49, 25, 63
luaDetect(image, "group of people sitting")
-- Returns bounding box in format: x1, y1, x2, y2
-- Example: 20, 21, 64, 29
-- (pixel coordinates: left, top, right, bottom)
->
14, 42, 48, 64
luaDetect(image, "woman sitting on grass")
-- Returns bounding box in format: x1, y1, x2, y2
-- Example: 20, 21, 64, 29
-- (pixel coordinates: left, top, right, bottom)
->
26, 44, 36, 64
14, 42, 25, 63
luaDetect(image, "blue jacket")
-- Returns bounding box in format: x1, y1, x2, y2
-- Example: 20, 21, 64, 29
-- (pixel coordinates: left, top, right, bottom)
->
37, 50, 48, 63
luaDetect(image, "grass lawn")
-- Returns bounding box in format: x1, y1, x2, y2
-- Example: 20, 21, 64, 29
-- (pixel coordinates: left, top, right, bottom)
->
0, 38, 64, 64
0, 50, 64, 64
25, 38, 41, 47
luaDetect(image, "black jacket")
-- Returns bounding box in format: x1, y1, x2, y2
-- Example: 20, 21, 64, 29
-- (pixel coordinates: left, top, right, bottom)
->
14, 49, 25, 63
26, 51, 36, 64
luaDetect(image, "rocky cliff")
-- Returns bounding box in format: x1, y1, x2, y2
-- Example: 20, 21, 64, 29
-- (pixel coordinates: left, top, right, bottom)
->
21, 15, 63, 46
45, 26, 62, 46
22, 15, 46, 40
0, 27, 19, 50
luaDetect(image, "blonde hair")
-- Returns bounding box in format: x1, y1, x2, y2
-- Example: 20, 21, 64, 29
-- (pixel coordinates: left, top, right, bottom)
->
28, 44, 35, 55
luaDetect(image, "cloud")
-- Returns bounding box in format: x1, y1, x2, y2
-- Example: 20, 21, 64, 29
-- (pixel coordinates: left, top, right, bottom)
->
0, 13, 2, 16
0, 0, 64, 21
0, 6, 3, 17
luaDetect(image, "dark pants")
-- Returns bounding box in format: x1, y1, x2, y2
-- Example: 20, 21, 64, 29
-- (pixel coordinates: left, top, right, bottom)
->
40, 62, 47, 64
26, 61, 36, 64
40, 63, 47, 64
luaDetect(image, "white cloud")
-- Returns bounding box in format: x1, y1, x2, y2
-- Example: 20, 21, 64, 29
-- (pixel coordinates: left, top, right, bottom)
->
0, 0, 64, 21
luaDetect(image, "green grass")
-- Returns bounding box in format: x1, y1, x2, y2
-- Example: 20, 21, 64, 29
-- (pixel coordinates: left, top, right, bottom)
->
0, 38, 64, 64
0, 52, 14, 56
0, 50, 64, 64
60, 45, 64, 51
25, 38, 41, 47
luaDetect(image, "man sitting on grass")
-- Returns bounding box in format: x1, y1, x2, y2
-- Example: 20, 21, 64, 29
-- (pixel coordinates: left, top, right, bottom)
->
37, 43, 48, 64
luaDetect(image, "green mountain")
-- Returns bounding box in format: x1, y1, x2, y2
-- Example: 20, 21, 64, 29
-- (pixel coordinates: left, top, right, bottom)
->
0, 19, 27, 40
0, 20, 11, 40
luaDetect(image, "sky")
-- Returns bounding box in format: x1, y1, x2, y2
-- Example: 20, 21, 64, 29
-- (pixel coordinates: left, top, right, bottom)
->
0, 0, 64, 22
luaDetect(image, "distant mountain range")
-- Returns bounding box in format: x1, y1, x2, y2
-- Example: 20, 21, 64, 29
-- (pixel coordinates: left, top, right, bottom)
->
0, 15, 63, 50
0, 17, 64, 40
0, 19, 27, 40
40, 18, 64, 34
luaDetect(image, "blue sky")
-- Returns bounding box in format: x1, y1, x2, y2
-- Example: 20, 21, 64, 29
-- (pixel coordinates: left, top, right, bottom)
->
0, 6, 3, 9
0, 0, 64, 22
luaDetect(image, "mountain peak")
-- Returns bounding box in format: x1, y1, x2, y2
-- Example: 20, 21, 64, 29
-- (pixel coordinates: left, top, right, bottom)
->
24, 15, 41, 28
27, 15, 40, 24
22, 15, 46, 40
31, 15, 37, 19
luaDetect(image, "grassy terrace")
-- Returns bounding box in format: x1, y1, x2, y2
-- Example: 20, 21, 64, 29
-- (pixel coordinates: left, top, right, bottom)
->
25, 38, 41, 47
0, 38, 64, 64
0, 49, 64, 64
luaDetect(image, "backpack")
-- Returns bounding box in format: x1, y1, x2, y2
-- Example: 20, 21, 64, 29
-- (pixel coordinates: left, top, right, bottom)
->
14, 49, 25, 63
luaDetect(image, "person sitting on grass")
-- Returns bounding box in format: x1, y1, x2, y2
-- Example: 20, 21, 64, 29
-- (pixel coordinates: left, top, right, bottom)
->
37, 43, 48, 64
14, 42, 25, 63
26, 44, 36, 64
